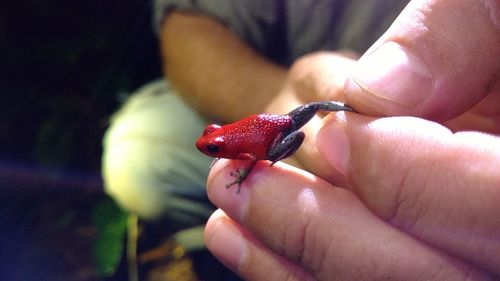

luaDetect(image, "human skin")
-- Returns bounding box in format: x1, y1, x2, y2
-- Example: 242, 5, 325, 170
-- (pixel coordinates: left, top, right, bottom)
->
205, 115, 500, 280
203, 0, 500, 280
161, 12, 286, 122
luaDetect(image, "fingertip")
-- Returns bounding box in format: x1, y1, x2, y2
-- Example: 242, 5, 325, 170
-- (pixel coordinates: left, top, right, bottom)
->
346, 42, 433, 111
206, 159, 251, 221
205, 209, 246, 272
204, 208, 226, 236
205, 210, 315, 281
317, 113, 351, 176
344, 1, 500, 120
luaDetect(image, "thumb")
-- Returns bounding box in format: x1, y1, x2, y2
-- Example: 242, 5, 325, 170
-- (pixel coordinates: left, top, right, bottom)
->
316, 112, 500, 275
345, 0, 500, 120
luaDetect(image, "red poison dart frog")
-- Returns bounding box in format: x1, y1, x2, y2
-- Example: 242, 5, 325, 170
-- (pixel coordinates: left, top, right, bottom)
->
195, 101, 355, 194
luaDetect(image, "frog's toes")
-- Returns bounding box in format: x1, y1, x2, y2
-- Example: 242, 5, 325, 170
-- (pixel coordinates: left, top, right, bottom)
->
230, 168, 245, 178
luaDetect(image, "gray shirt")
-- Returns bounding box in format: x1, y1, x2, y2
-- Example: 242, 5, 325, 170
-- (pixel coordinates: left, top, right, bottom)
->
155, 0, 409, 65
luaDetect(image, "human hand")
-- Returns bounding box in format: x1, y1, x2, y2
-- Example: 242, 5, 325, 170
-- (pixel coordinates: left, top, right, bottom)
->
203, 0, 500, 280
344, 0, 500, 134
203, 113, 500, 280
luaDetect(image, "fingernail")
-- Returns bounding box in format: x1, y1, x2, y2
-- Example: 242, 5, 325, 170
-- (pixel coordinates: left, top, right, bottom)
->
317, 115, 350, 176
349, 42, 433, 107
205, 211, 246, 272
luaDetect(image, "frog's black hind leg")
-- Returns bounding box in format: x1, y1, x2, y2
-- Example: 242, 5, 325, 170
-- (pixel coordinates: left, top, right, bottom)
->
268, 130, 305, 165
287, 101, 355, 130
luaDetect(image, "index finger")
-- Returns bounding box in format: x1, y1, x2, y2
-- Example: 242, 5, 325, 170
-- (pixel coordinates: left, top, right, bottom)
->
317, 113, 500, 276
205, 159, 491, 280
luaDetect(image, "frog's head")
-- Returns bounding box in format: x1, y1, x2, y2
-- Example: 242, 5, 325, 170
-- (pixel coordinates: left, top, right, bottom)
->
196, 124, 224, 157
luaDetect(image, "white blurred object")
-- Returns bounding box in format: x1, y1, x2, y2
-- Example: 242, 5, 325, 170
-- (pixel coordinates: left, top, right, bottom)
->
102, 80, 212, 220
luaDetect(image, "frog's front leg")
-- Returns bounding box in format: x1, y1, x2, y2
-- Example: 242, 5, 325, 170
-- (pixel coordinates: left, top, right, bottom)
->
268, 130, 305, 165
226, 153, 257, 194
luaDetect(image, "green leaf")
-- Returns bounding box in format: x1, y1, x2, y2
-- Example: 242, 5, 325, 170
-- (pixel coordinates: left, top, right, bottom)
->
92, 198, 128, 277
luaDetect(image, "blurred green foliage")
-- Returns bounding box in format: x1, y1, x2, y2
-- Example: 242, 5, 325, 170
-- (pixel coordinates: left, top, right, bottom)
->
92, 198, 128, 277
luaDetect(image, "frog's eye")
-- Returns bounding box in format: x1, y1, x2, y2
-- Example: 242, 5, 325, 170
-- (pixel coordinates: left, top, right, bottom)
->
203, 124, 221, 136
206, 144, 220, 154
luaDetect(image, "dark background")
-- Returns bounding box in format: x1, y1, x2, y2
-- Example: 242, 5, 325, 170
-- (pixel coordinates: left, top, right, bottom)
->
0, 0, 163, 280
0, 0, 161, 171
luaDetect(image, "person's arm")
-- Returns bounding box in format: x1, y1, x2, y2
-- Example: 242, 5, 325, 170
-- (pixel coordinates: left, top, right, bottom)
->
160, 11, 287, 122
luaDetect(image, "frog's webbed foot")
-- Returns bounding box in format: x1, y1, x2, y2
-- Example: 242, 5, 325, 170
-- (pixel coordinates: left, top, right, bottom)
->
225, 159, 257, 194
225, 168, 249, 194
